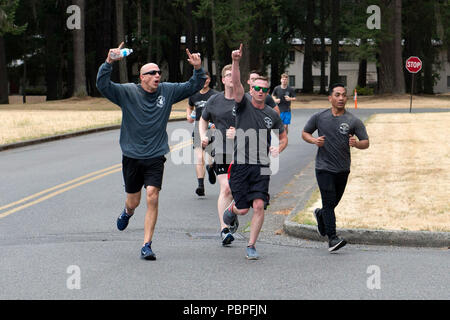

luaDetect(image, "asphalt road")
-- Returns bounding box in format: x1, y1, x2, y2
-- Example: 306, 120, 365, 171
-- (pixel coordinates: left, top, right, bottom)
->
0, 108, 448, 300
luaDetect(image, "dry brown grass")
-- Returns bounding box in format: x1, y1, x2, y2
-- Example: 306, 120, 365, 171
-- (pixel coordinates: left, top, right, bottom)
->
0, 97, 186, 145
294, 112, 450, 232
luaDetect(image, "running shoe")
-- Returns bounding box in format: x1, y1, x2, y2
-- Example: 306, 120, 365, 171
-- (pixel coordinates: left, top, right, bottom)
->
223, 200, 239, 233
141, 242, 156, 260
328, 236, 347, 252
206, 164, 216, 184
117, 208, 133, 231
195, 186, 205, 196
313, 208, 326, 237
246, 245, 259, 260
221, 228, 234, 246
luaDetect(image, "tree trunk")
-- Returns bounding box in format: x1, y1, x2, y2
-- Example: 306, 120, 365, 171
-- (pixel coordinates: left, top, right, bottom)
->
0, 35, 8, 104
379, 0, 404, 94
329, 0, 340, 87
393, 0, 405, 93
303, 0, 314, 93
73, 0, 87, 97
148, 0, 154, 62
357, 58, 367, 88
319, 0, 327, 95
115, 0, 128, 83
211, 0, 221, 90
182, 0, 194, 81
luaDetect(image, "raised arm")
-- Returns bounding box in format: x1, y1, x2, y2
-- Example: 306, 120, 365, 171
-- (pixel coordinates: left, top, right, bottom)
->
231, 43, 245, 103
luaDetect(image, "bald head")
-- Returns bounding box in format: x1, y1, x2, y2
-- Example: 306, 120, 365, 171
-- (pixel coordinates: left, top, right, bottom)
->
140, 63, 161, 93
140, 63, 159, 75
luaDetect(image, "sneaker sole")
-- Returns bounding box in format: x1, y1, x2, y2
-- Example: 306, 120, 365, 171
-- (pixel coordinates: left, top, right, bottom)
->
222, 233, 234, 246
195, 188, 205, 196
141, 256, 156, 260
141, 254, 156, 260
246, 255, 259, 260
328, 239, 347, 252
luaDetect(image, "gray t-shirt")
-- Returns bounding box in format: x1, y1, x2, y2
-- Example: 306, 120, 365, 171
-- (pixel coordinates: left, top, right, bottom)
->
303, 108, 369, 173
234, 95, 284, 165
272, 85, 295, 112
201, 92, 236, 161
96, 62, 206, 159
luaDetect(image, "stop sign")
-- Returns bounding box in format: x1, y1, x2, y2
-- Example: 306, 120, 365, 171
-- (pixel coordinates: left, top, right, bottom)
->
405, 56, 422, 73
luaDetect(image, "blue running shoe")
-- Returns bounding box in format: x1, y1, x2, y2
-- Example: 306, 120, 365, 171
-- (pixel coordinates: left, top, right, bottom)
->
117, 209, 133, 231
221, 228, 234, 246
223, 200, 239, 233
141, 242, 156, 260
246, 245, 259, 260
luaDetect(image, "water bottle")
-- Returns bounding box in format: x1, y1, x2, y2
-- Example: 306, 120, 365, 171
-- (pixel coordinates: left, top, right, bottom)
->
190, 110, 196, 119
110, 48, 133, 60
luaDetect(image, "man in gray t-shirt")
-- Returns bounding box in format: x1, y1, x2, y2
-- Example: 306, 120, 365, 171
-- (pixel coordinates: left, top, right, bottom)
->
223, 44, 288, 260
302, 83, 369, 253
199, 64, 237, 246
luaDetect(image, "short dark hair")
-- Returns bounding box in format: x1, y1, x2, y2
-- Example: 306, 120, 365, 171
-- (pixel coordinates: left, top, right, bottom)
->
328, 83, 346, 96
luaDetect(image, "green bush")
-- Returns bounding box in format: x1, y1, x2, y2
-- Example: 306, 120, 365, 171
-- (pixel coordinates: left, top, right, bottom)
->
355, 85, 374, 96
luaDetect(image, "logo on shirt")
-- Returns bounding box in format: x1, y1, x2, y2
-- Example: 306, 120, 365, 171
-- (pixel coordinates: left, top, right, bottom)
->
264, 117, 273, 129
232, 106, 236, 117
156, 95, 165, 108
339, 122, 350, 135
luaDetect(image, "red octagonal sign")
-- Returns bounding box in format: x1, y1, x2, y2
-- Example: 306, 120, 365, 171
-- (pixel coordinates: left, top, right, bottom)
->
405, 56, 422, 73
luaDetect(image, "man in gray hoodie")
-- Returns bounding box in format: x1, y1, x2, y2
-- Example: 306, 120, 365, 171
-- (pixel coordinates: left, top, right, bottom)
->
96, 42, 206, 260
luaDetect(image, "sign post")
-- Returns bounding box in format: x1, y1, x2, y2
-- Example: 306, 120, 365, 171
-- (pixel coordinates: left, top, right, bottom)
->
405, 56, 422, 113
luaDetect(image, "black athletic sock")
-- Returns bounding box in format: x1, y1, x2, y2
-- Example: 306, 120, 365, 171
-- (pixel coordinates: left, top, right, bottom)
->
198, 178, 204, 187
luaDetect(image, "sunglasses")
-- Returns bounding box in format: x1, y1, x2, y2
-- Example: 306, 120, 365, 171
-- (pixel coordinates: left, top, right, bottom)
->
253, 86, 269, 93
143, 70, 162, 76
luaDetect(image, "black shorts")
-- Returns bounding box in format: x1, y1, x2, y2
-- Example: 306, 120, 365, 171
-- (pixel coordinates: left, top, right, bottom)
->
122, 155, 166, 193
228, 164, 270, 210
213, 154, 233, 175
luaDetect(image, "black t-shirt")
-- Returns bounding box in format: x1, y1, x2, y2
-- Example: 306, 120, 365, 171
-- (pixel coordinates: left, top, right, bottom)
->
272, 85, 295, 112
234, 95, 284, 165
188, 89, 218, 121
201, 92, 236, 160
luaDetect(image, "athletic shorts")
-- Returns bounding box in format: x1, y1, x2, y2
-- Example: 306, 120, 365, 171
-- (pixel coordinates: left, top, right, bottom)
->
122, 155, 166, 193
228, 163, 270, 210
280, 111, 291, 125
213, 154, 233, 175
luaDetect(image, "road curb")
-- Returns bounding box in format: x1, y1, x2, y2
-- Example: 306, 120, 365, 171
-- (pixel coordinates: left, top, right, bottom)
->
283, 217, 450, 248
0, 117, 185, 152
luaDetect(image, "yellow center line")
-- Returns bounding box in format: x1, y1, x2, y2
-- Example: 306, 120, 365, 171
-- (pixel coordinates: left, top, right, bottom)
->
0, 140, 192, 219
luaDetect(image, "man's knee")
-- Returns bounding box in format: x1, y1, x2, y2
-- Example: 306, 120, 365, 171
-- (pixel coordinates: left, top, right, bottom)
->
126, 192, 141, 209
252, 199, 265, 213
146, 187, 160, 205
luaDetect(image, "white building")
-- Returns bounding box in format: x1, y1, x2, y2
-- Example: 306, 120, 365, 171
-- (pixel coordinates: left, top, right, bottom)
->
281, 38, 450, 94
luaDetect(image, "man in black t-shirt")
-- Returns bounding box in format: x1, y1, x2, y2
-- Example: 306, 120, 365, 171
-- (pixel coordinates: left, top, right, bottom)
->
199, 65, 237, 246
186, 72, 218, 196
223, 44, 288, 260
272, 73, 296, 135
